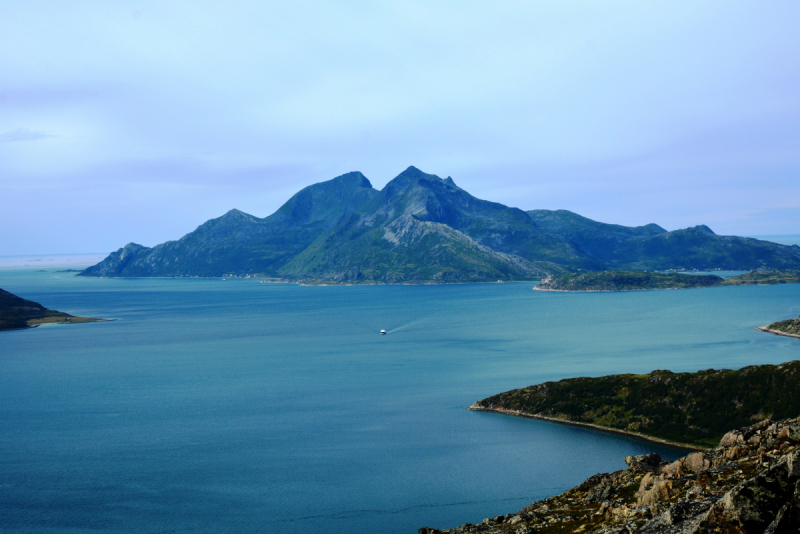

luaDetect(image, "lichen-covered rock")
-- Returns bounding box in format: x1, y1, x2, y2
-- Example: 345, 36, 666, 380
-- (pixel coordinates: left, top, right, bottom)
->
423, 417, 800, 534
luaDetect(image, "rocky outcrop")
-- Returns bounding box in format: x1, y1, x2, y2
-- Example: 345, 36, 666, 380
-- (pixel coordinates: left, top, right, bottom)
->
420, 416, 800, 533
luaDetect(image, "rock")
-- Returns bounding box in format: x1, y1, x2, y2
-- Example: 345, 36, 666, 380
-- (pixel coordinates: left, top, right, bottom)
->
625, 453, 662, 473
684, 452, 711, 473
423, 417, 800, 534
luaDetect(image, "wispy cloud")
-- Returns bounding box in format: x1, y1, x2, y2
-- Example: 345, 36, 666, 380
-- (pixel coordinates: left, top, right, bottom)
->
0, 127, 55, 143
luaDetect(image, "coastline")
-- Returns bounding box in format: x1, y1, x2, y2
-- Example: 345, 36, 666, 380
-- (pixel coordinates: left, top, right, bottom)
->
533, 285, 714, 293
468, 404, 705, 451
756, 326, 800, 340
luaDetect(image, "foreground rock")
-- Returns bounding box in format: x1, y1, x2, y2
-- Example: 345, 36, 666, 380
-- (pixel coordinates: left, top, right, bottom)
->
420, 416, 800, 533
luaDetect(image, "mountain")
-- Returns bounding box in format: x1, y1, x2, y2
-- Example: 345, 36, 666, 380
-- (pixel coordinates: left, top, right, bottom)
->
81, 167, 800, 281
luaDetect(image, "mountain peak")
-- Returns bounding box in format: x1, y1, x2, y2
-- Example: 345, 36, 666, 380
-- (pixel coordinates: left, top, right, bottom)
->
330, 171, 372, 189
692, 225, 716, 235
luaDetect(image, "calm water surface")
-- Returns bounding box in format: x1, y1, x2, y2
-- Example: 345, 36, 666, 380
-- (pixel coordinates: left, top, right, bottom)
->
1, 270, 799, 533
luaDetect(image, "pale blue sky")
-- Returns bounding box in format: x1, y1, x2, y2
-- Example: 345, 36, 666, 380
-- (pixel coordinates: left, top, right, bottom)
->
2, 1, 798, 254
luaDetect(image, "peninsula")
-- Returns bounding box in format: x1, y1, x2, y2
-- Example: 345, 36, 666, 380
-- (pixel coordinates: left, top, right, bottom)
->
79, 167, 800, 283
0, 288, 108, 331
535, 269, 800, 292
468, 361, 800, 449
758, 315, 800, 340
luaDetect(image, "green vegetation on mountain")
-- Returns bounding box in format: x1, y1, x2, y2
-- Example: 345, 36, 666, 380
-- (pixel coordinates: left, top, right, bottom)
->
0, 288, 106, 331
535, 271, 724, 291
471, 361, 800, 448
81, 167, 800, 282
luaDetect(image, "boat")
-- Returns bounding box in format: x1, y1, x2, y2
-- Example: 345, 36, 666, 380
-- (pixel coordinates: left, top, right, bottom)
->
380, 330, 386, 335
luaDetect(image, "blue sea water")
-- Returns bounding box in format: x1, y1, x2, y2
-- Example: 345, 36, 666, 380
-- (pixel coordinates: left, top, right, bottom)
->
1, 270, 799, 534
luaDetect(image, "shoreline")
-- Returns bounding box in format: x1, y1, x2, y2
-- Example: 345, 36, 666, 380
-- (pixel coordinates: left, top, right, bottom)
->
532, 286, 696, 293
756, 326, 800, 340
468, 405, 705, 451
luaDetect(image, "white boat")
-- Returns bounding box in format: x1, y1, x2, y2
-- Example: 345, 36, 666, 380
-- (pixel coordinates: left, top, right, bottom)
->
380, 330, 386, 335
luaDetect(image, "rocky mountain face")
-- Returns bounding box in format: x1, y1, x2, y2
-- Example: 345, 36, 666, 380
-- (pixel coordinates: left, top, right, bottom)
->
420, 416, 800, 533
81, 167, 800, 282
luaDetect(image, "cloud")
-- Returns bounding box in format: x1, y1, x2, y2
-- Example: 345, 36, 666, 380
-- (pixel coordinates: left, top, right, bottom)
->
0, 127, 56, 143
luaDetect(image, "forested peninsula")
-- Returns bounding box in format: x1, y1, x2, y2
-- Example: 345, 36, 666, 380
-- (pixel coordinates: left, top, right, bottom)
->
469, 361, 800, 449
0, 288, 107, 331
535, 269, 800, 292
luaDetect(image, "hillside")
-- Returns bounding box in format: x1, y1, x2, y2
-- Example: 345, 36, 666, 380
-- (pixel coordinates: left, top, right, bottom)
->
422, 416, 800, 533
469, 361, 800, 448
0, 288, 105, 331
80, 167, 800, 282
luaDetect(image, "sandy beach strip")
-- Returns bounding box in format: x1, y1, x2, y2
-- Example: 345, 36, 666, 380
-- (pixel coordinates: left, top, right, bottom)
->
468, 404, 706, 451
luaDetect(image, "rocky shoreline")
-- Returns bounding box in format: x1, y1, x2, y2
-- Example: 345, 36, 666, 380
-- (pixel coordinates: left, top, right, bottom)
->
756, 326, 800, 340
420, 416, 800, 533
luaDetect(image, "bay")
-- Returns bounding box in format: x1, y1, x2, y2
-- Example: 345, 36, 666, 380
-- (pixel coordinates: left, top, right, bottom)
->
1, 269, 799, 533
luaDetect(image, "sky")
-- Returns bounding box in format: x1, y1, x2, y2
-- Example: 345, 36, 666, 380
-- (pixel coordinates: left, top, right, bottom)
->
1, 1, 799, 255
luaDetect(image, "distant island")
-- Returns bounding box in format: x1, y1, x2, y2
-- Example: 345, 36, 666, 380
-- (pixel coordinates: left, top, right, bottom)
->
0, 288, 108, 331
469, 361, 800, 448
535, 269, 800, 292
78, 166, 800, 283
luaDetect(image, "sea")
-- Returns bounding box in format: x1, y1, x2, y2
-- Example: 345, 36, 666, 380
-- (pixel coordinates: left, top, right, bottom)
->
1, 260, 800, 533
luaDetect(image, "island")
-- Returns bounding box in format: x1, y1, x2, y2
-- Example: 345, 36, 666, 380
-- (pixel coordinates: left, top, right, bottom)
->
78, 167, 800, 283
420, 362, 800, 533
0, 288, 109, 331
535, 269, 800, 292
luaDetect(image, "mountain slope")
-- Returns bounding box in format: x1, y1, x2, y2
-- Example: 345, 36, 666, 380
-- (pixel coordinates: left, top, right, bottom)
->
607, 225, 800, 271
527, 209, 667, 262
81, 172, 378, 277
